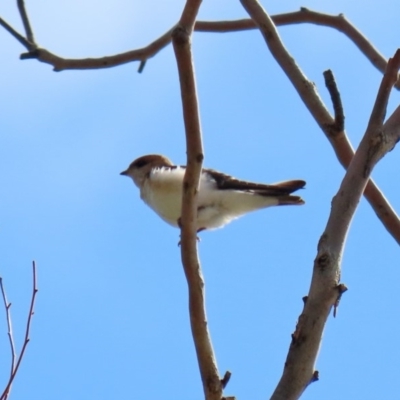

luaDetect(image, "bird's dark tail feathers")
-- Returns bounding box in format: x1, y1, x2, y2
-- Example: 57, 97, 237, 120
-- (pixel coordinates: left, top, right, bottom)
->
272, 180, 306, 206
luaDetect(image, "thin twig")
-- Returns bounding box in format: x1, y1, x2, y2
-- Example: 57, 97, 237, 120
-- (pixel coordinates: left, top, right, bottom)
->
0, 278, 16, 379
333, 284, 348, 318
220, 371, 232, 389
272, 49, 400, 400
0, 261, 38, 400
0, 17, 32, 48
173, 1, 223, 400
16, 0, 35, 43
323, 70, 345, 132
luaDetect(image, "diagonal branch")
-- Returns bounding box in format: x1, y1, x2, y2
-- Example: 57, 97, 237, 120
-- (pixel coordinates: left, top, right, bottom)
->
239, 0, 400, 245
322, 71, 400, 242
270, 49, 400, 400
16, 0, 35, 43
0, 16, 33, 49
173, 2, 224, 400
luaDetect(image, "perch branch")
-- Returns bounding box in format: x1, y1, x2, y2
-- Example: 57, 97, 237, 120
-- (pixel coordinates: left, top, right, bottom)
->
273, 50, 400, 400
0, 261, 38, 400
173, 1, 223, 400
239, 0, 400, 245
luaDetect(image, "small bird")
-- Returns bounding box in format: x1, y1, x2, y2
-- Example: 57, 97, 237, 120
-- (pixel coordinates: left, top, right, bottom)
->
120, 154, 305, 231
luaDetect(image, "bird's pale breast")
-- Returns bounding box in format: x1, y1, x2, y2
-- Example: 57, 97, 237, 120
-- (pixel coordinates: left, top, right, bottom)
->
140, 167, 185, 226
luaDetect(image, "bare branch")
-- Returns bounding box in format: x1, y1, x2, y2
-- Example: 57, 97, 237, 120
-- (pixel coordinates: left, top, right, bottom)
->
271, 50, 400, 400
0, 17, 32, 49
16, 0, 35, 43
172, 2, 223, 400
321, 70, 400, 240
0, 261, 38, 400
239, 0, 400, 245
0, 278, 16, 380
0, 4, 396, 87
320, 71, 400, 239
19, 27, 175, 71
196, 9, 399, 89
323, 70, 345, 133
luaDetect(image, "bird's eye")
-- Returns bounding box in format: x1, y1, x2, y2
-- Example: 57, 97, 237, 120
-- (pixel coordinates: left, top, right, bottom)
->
133, 159, 149, 168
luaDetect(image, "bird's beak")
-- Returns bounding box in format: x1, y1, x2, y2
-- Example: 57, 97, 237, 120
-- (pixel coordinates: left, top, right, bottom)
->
120, 170, 129, 176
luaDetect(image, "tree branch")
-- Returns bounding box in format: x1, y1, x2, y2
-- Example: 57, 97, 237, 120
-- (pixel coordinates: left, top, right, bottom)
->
0, 16, 33, 49
321, 70, 400, 241
173, 2, 223, 400
16, 0, 35, 43
323, 70, 345, 133
271, 50, 400, 400
196, 9, 400, 89
0, 261, 38, 400
0, 6, 396, 86
0, 277, 16, 380
239, 0, 400, 245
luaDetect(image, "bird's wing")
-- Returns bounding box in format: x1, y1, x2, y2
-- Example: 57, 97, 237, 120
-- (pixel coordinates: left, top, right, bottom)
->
204, 169, 306, 195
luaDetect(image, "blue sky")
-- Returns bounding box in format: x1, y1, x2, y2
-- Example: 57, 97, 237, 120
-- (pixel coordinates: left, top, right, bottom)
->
0, 1, 399, 399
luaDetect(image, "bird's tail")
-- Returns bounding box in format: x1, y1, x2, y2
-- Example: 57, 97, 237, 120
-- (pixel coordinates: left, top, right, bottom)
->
270, 180, 306, 206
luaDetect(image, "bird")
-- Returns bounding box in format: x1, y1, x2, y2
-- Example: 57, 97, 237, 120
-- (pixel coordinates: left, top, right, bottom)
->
120, 154, 305, 231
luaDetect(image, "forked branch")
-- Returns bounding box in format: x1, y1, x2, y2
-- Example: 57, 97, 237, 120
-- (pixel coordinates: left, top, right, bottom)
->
0, 261, 38, 400
239, 0, 400, 245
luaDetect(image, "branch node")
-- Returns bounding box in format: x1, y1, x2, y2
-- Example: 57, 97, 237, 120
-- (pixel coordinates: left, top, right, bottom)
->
316, 253, 330, 269
333, 283, 348, 317
172, 25, 190, 46
196, 153, 204, 163
220, 370, 232, 389
291, 315, 305, 345
138, 60, 147, 73
310, 370, 319, 384
20, 49, 40, 60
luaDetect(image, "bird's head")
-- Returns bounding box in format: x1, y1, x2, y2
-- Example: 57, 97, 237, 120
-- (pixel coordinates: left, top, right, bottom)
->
120, 154, 173, 187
